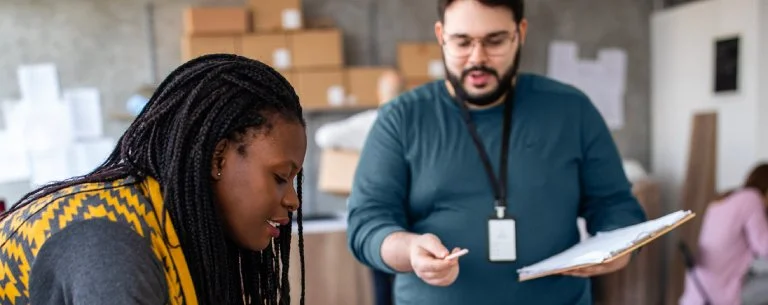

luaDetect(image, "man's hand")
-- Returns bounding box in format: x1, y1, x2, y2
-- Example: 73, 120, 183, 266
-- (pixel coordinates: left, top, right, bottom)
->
562, 254, 631, 277
409, 233, 462, 286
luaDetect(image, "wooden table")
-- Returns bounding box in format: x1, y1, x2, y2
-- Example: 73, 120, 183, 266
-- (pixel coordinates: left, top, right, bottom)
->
288, 218, 374, 305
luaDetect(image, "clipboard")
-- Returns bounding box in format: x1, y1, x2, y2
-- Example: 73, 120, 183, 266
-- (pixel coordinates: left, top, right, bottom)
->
517, 211, 696, 282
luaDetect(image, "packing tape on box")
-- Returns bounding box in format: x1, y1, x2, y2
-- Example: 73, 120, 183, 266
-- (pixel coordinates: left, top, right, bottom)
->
272, 48, 291, 70
282, 9, 302, 30
327, 85, 346, 107
428, 60, 445, 79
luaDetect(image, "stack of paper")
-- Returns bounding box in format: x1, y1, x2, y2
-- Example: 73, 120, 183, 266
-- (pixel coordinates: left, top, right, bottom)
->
517, 210, 694, 281
0, 63, 116, 187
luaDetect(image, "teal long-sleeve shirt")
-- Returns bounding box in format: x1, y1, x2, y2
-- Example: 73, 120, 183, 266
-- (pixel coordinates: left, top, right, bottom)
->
346, 73, 647, 305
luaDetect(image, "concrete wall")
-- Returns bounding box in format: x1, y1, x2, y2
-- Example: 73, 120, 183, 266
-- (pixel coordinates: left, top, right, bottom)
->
0, 0, 652, 214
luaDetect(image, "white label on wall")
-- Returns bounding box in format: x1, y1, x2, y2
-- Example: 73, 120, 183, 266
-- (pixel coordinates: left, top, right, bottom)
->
428, 60, 445, 79
282, 9, 302, 30
327, 85, 345, 106
272, 48, 291, 69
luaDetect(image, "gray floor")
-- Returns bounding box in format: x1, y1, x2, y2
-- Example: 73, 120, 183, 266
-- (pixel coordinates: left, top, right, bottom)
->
744, 259, 768, 305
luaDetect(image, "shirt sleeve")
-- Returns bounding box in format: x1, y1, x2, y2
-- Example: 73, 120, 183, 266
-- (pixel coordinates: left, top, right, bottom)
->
29, 218, 168, 305
346, 102, 411, 274
742, 194, 768, 257
576, 95, 648, 235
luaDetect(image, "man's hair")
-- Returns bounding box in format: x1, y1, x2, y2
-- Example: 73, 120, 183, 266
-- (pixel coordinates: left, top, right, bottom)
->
2, 54, 307, 305
438, 0, 524, 23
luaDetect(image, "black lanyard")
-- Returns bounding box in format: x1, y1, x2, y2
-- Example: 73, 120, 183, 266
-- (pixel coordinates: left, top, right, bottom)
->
455, 91, 514, 219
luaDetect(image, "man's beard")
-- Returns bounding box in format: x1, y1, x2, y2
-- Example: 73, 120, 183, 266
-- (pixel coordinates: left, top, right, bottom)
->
446, 46, 522, 107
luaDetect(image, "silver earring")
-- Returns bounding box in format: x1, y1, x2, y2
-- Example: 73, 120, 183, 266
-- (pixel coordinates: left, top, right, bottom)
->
217, 171, 221, 177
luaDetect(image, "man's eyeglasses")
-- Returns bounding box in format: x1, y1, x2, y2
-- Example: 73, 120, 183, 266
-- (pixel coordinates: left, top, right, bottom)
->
442, 32, 517, 58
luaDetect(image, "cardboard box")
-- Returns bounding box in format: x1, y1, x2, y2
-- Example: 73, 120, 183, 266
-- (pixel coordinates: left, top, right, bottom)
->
241, 33, 292, 70
345, 67, 396, 107
280, 71, 295, 87
290, 29, 343, 70
183, 7, 249, 35
397, 42, 445, 79
181, 35, 241, 62
249, 0, 303, 32
317, 149, 359, 195
405, 78, 434, 91
294, 69, 346, 109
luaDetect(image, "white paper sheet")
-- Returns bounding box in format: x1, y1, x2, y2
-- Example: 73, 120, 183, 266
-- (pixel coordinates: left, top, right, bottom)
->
517, 210, 692, 280
0, 130, 31, 183
547, 41, 627, 130
70, 138, 116, 177
314, 110, 378, 151
2, 100, 25, 134
17, 63, 60, 103
23, 100, 74, 153
63, 88, 103, 140
28, 149, 72, 188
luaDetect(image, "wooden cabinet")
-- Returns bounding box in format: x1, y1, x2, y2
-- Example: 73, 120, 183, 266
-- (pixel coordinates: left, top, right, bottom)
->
288, 223, 374, 305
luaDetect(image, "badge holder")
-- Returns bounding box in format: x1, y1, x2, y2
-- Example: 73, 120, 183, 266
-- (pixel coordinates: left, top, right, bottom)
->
488, 206, 517, 263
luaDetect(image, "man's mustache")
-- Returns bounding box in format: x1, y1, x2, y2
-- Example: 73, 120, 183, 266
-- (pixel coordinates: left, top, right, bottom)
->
461, 66, 499, 79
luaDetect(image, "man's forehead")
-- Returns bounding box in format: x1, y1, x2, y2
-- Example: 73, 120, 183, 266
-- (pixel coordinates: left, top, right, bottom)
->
447, 30, 511, 38
442, 17, 516, 37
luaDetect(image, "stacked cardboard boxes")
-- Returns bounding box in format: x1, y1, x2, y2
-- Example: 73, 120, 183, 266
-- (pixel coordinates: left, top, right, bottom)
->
397, 42, 445, 90
316, 43, 445, 195
179, 4, 447, 195
181, 7, 248, 61
181, 2, 397, 111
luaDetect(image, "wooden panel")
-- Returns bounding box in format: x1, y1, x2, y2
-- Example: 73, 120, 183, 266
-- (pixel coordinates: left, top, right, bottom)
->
665, 111, 718, 305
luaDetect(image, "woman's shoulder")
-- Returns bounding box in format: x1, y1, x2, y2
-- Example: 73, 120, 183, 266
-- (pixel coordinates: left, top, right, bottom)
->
15, 176, 144, 209
723, 188, 766, 212
29, 219, 168, 303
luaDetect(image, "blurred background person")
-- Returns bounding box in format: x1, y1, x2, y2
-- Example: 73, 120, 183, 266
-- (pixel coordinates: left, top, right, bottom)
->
680, 164, 768, 305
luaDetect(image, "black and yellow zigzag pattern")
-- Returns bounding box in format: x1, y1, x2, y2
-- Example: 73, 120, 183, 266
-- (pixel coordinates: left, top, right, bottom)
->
0, 177, 198, 305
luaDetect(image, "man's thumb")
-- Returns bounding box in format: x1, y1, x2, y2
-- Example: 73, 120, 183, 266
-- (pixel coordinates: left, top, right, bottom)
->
419, 234, 449, 258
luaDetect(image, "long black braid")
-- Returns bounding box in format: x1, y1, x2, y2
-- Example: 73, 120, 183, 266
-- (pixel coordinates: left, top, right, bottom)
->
1, 54, 306, 305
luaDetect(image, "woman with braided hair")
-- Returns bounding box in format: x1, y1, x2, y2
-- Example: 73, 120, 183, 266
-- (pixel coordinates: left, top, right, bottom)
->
0, 54, 307, 305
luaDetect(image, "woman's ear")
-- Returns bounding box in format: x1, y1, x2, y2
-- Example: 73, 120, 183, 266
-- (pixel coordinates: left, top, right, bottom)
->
211, 139, 228, 180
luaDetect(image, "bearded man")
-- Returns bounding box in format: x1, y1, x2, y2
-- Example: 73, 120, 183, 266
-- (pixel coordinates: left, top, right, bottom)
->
346, 1, 647, 304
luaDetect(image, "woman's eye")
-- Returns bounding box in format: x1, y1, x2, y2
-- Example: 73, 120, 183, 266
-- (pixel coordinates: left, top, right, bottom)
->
274, 175, 288, 184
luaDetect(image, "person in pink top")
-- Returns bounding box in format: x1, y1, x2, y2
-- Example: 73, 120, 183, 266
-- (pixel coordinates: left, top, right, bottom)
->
680, 163, 768, 305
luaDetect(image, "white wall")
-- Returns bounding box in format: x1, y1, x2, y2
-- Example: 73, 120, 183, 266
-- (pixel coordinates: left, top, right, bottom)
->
651, 0, 762, 210
759, 0, 768, 160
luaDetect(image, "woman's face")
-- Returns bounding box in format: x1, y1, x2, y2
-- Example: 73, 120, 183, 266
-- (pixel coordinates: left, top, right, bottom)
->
212, 117, 307, 251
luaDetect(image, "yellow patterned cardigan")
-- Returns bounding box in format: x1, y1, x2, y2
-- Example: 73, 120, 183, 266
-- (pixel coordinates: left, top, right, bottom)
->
0, 177, 198, 304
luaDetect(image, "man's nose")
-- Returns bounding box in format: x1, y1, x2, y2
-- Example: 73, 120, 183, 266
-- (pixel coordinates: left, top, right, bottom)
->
467, 40, 489, 66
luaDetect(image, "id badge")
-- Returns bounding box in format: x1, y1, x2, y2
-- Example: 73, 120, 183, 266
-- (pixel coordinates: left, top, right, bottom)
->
488, 217, 517, 262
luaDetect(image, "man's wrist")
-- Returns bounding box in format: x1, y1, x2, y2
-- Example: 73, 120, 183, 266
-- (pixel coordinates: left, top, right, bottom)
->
381, 231, 419, 273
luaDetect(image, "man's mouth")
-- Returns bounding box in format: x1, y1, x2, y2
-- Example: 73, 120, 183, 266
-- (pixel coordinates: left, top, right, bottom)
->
468, 71, 491, 87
